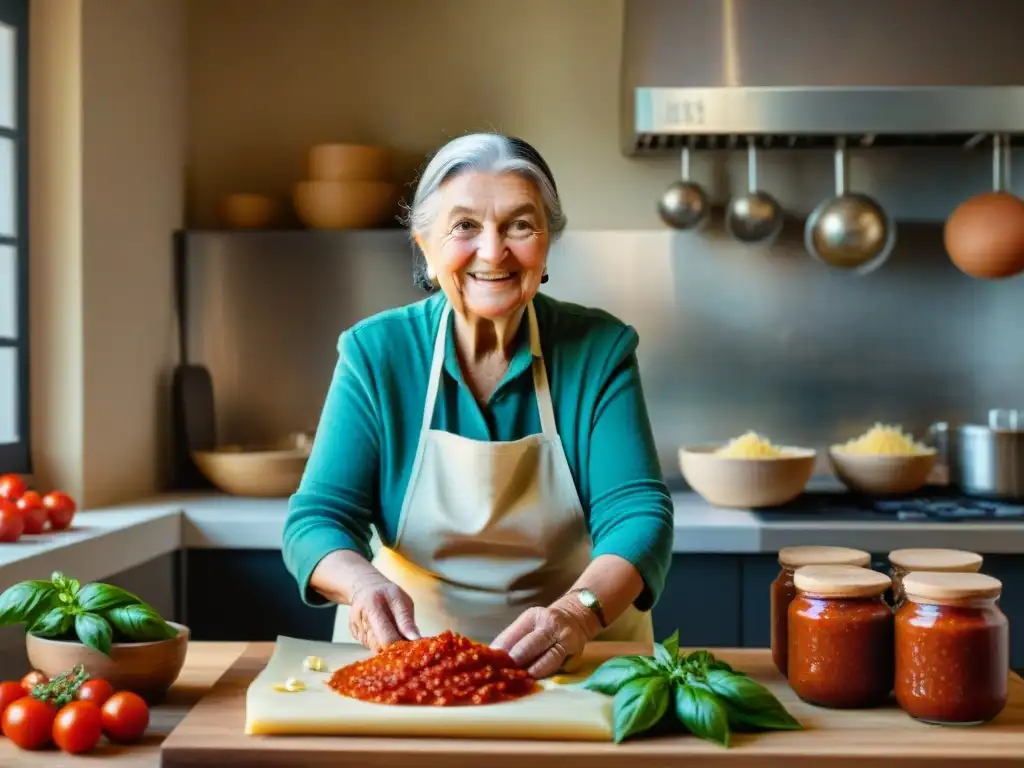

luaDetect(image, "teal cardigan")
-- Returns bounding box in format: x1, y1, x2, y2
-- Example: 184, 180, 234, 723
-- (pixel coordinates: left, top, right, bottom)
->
282, 291, 674, 611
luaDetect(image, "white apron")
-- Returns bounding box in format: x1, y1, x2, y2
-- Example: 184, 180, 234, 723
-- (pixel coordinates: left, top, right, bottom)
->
333, 300, 653, 646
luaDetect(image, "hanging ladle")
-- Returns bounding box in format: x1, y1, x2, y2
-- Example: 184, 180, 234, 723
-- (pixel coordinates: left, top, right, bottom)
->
658, 144, 710, 230
726, 137, 784, 245
805, 137, 896, 274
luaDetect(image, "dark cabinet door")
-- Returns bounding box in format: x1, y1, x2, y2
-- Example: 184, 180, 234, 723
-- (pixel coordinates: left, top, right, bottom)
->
652, 555, 742, 648
183, 550, 335, 642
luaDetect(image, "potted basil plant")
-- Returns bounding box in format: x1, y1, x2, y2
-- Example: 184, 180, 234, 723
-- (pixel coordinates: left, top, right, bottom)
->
0, 571, 190, 702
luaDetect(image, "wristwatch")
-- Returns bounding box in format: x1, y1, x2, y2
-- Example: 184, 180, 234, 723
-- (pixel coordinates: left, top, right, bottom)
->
570, 588, 608, 629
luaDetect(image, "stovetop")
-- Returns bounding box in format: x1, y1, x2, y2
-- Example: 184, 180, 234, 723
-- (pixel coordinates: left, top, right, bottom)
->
752, 490, 1024, 523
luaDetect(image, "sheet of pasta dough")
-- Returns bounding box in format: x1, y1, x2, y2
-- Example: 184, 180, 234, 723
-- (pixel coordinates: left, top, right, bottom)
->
245, 635, 615, 741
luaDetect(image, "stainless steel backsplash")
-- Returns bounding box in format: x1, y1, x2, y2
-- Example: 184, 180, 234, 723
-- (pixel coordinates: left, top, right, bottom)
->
181, 148, 1024, 483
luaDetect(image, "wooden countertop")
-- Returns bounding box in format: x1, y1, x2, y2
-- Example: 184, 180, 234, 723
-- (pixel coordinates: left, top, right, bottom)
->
0, 642, 247, 766
3, 642, 1023, 766
165, 643, 1024, 768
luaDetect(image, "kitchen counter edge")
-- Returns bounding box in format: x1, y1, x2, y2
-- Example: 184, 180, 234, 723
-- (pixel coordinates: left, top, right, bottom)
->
3, 491, 1024, 585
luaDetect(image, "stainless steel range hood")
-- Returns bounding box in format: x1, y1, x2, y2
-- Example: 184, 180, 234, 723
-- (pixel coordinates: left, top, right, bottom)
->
621, 0, 1024, 154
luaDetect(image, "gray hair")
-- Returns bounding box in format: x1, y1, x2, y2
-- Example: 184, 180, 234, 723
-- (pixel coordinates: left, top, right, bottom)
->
402, 133, 567, 292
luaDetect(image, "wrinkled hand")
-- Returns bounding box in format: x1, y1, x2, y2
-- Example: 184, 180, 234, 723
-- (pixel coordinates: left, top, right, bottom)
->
491, 604, 591, 678
347, 574, 420, 652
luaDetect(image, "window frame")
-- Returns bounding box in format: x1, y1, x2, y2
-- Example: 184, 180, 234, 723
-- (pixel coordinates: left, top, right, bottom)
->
0, 0, 30, 475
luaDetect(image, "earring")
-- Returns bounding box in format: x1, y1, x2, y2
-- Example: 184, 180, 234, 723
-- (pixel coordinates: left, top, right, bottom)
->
540, 271, 549, 284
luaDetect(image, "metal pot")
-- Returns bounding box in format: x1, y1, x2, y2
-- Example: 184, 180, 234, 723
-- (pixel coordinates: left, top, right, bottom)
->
930, 409, 1024, 499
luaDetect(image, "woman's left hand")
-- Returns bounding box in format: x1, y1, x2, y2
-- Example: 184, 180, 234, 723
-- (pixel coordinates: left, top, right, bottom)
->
491, 602, 594, 678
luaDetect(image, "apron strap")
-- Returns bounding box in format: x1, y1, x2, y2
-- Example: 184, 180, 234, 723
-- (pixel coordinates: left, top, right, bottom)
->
422, 300, 557, 439
528, 303, 559, 439
420, 301, 452, 436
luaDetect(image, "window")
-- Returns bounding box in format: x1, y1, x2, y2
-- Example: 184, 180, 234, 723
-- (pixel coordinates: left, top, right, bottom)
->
0, 0, 28, 475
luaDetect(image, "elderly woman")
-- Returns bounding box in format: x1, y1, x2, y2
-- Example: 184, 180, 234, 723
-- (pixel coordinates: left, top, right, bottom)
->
282, 133, 673, 677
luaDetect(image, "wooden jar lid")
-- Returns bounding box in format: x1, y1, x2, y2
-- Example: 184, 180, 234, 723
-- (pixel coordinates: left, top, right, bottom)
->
778, 546, 871, 569
888, 548, 983, 572
793, 564, 891, 598
901, 571, 1002, 603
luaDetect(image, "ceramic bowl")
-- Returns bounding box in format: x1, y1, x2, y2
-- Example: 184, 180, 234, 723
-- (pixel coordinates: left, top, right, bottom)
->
828, 448, 937, 495
293, 180, 397, 229
26, 622, 190, 704
191, 432, 312, 497
679, 445, 816, 508
307, 143, 392, 182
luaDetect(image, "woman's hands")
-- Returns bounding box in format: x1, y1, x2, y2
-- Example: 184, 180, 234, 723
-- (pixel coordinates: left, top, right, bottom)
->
491, 598, 598, 678
347, 572, 421, 651
310, 549, 420, 651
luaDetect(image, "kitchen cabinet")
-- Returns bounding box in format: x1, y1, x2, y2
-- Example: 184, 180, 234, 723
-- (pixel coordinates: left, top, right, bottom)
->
651, 555, 742, 647
182, 549, 1024, 669
183, 550, 335, 641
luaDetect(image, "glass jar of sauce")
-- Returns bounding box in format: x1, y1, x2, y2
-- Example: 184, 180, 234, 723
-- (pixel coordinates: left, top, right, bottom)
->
895, 571, 1008, 725
788, 564, 894, 708
771, 546, 871, 676
887, 549, 983, 608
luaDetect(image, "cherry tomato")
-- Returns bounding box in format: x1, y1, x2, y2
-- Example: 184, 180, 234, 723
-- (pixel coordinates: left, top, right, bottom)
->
0, 500, 24, 543
101, 690, 149, 743
0, 681, 26, 718
52, 700, 103, 754
2, 696, 56, 750
21, 670, 48, 694
16, 491, 48, 535
77, 678, 115, 706
43, 490, 76, 531
0, 473, 25, 502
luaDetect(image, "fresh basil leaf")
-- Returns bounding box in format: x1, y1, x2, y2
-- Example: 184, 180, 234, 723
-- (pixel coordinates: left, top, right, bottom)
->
581, 655, 661, 695
51, 572, 67, 589
656, 629, 680, 665
0, 580, 58, 626
105, 604, 177, 641
77, 583, 144, 613
674, 683, 730, 747
75, 613, 113, 655
704, 669, 801, 730
612, 676, 670, 743
30, 606, 73, 638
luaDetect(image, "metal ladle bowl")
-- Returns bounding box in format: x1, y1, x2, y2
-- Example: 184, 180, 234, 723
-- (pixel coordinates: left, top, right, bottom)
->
726, 139, 783, 245
658, 145, 710, 230
805, 138, 896, 274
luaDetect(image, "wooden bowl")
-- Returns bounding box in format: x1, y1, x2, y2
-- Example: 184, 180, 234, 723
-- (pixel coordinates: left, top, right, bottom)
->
308, 143, 392, 182
293, 180, 397, 229
26, 622, 189, 704
679, 445, 816, 508
219, 193, 278, 229
191, 433, 312, 497
828, 448, 937, 495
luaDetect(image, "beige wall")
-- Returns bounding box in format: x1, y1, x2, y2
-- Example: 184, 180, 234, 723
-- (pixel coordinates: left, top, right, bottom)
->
29, 0, 673, 503
186, 0, 677, 230
29, 0, 186, 506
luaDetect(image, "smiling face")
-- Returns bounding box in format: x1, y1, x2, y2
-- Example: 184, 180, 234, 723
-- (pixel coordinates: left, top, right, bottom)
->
417, 171, 550, 321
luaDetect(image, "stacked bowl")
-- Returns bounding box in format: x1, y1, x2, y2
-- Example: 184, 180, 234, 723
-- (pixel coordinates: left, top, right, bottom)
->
294, 143, 398, 229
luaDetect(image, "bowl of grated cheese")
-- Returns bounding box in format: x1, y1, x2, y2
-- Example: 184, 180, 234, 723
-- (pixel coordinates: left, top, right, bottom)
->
828, 424, 936, 495
679, 431, 816, 508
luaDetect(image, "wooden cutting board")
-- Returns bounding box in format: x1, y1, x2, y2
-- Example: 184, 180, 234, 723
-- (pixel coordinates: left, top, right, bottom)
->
160, 642, 1024, 767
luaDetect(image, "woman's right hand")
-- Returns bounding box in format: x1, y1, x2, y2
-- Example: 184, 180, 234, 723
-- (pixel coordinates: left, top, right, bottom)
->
347, 573, 421, 651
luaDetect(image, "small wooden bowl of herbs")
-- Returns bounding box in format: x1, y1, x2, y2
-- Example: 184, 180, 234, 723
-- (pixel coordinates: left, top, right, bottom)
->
580, 629, 801, 745
0, 571, 188, 704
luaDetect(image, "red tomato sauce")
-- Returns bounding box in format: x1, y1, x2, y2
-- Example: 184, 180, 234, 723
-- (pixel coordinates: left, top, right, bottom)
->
327, 631, 539, 706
